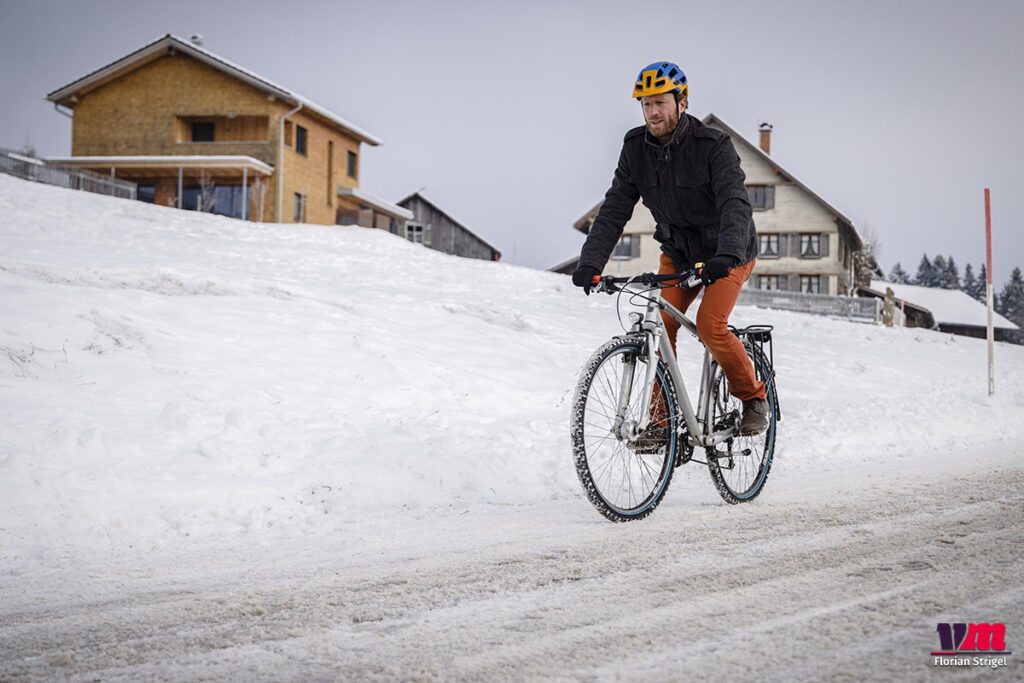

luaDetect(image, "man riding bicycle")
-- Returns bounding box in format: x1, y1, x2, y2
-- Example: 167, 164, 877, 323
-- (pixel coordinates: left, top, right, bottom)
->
572, 61, 768, 436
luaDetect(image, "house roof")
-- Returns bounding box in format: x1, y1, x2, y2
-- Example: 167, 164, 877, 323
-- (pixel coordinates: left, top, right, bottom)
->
702, 113, 862, 250
573, 200, 604, 234
396, 190, 501, 255
547, 255, 580, 273
45, 34, 381, 146
337, 187, 414, 221
865, 280, 1018, 330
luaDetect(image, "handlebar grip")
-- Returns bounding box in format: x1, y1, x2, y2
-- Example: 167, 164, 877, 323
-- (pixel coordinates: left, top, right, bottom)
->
591, 275, 602, 285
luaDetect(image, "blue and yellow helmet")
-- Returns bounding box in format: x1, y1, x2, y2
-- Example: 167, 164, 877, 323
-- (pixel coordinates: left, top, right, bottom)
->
632, 61, 688, 100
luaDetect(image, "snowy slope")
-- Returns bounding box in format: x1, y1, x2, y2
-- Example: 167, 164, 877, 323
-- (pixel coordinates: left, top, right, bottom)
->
2, 172, 1023, 551
2, 174, 1024, 680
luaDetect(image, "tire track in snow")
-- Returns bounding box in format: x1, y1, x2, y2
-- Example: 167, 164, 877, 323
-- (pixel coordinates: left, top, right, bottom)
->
1, 465, 1022, 681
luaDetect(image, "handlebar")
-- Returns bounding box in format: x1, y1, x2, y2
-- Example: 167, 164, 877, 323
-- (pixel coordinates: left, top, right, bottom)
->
591, 267, 703, 294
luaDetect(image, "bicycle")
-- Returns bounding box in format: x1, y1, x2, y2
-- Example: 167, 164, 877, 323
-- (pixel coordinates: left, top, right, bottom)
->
570, 269, 781, 522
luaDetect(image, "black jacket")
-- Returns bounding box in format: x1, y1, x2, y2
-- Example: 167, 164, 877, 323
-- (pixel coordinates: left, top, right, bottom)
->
579, 114, 758, 271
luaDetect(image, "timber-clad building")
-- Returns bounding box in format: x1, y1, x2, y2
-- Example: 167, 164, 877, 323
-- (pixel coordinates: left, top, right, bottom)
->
397, 191, 501, 262
44, 34, 412, 228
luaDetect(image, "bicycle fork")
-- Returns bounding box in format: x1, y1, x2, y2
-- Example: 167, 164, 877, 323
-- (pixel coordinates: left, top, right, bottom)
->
611, 330, 660, 442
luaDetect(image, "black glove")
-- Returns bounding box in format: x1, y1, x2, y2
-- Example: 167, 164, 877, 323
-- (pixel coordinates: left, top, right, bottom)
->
700, 256, 737, 286
572, 265, 601, 295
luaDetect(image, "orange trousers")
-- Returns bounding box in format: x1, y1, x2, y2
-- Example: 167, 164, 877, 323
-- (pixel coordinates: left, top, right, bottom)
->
658, 253, 766, 402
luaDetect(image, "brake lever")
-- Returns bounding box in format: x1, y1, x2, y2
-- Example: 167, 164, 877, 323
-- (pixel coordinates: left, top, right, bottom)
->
683, 273, 703, 289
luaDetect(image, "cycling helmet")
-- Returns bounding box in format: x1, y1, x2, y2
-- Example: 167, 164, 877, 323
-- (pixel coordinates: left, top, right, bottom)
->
632, 61, 688, 100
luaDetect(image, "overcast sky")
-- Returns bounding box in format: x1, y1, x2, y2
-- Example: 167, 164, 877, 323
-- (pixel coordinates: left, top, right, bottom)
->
2, 0, 1022, 283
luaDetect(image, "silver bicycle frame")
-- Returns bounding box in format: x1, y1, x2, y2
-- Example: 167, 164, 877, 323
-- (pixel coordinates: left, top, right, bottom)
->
625, 286, 737, 448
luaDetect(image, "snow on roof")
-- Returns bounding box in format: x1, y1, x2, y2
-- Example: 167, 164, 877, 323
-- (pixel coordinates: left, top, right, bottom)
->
46, 155, 275, 173
337, 187, 414, 220
870, 280, 1018, 330
46, 34, 381, 146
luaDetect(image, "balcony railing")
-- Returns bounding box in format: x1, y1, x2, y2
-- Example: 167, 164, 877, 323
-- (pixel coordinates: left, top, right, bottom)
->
0, 149, 137, 200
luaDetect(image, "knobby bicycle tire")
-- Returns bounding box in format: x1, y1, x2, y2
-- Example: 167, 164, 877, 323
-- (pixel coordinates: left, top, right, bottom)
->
706, 346, 778, 504
570, 336, 679, 522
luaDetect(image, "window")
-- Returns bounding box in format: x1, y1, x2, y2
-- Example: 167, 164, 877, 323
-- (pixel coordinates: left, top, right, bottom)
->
758, 275, 780, 290
613, 234, 639, 258
347, 151, 357, 179
295, 125, 308, 155
177, 116, 268, 143
137, 185, 155, 203
181, 184, 246, 218
405, 223, 432, 245
759, 234, 779, 257
748, 185, 767, 209
800, 233, 821, 257
191, 122, 215, 142
337, 207, 359, 225
800, 275, 821, 294
294, 192, 306, 222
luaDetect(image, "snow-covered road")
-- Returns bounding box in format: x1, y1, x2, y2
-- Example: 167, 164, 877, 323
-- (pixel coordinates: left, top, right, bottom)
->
3, 448, 1021, 681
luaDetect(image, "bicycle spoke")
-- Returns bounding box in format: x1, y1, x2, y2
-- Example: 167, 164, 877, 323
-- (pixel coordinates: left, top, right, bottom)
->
572, 339, 680, 520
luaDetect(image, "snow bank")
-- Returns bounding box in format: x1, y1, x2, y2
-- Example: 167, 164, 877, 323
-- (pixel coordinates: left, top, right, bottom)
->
2, 173, 1023, 558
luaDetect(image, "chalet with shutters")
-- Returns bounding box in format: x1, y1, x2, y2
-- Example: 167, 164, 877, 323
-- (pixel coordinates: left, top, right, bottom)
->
565, 114, 863, 296
44, 34, 411, 228
396, 191, 501, 261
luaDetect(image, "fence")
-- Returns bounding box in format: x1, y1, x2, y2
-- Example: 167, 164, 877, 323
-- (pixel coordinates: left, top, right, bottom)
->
0, 148, 137, 200
737, 288, 881, 323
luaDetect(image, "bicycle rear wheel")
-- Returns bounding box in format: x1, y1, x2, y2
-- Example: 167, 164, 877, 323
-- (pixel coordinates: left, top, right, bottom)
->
706, 346, 777, 504
570, 336, 679, 522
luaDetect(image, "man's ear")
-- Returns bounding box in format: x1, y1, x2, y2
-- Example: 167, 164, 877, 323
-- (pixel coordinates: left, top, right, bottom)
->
678, 96, 688, 114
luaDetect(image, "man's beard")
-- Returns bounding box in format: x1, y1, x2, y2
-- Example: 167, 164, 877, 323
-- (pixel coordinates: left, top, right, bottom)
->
646, 111, 679, 139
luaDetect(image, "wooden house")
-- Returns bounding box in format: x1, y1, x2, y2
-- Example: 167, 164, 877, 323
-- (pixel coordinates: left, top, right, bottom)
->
396, 191, 501, 261
567, 114, 863, 295
44, 34, 411, 228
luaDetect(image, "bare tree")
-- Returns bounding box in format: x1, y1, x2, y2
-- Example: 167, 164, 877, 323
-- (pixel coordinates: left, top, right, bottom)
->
197, 169, 216, 213
853, 223, 883, 289
20, 137, 37, 158
248, 177, 268, 222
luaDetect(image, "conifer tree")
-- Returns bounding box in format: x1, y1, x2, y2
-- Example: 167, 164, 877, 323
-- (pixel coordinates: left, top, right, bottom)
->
932, 255, 949, 288
997, 267, 1024, 345
944, 256, 961, 290
962, 263, 981, 302
914, 254, 936, 287
888, 262, 910, 284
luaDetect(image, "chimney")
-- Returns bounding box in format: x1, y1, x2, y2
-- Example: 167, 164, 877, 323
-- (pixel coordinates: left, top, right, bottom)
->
189, 34, 204, 47
759, 122, 773, 155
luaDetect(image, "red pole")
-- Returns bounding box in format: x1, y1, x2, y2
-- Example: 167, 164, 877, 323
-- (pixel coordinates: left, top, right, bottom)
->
985, 189, 993, 284
985, 188, 994, 396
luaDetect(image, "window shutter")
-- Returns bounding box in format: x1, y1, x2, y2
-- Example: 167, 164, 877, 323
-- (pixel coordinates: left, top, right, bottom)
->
777, 233, 787, 257
820, 275, 828, 294
790, 234, 801, 257
424, 224, 433, 247
632, 235, 641, 258
765, 185, 775, 210
789, 274, 800, 291
820, 233, 830, 257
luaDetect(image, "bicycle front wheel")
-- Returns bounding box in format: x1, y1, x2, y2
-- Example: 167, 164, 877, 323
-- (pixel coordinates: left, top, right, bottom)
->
570, 336, 679, 522
706, 347, 777, 504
